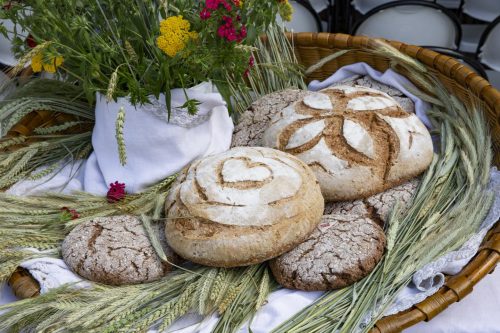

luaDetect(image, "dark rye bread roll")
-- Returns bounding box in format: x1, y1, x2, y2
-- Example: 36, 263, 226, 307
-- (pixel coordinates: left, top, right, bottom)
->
325, 177, 420, 226
164, 146, 324, 268
270, 178, 419, 291
62, 215, 180, 286
270, 214, 386, 291
232, 89, 308, 148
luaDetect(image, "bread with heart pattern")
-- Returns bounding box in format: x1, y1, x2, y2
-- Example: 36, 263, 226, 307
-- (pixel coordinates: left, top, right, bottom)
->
164, 146, 324, 267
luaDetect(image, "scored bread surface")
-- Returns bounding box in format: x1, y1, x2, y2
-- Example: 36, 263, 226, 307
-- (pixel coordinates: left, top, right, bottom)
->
262, 85, 433, 201
62, 215, 179, 285
164, 146, 325, 267
270, 215, 386, 291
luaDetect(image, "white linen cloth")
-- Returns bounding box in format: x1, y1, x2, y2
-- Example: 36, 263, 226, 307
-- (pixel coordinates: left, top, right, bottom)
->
19, 258, 91, 294
1, 64, 499, 333
85, 82, 234, 195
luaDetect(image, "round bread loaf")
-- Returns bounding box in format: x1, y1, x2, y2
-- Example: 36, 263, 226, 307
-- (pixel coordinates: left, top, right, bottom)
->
262, 85, 433, 201
270, 214, 386, 291
62, 215, 179, 285
164, 146, 324, 267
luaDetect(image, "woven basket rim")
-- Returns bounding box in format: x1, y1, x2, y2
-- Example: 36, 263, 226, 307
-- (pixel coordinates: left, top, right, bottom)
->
289, 32, 500, 333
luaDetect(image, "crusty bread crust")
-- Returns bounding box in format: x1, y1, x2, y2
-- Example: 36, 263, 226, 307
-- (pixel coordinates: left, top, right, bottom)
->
270, 215, 386, 291
62, 215, 179, 285
261, 86, 433, 202
164, 147, 324, 267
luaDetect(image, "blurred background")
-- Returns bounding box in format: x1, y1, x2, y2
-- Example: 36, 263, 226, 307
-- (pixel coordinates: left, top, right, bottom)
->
275, 0, 500, 88
1, 0, 499, 89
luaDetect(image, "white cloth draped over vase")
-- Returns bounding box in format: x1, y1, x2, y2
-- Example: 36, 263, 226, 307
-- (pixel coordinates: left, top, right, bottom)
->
8, 81, 235, 196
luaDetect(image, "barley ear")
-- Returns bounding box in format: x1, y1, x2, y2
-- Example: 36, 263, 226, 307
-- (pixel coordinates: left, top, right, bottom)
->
124, 41, 138, 63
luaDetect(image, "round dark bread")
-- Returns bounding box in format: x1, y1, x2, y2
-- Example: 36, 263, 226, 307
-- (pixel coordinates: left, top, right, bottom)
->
324, 177, 420, 227
270, 215, 386, 291
232, 89, 308, 147
62, 215, 180, 286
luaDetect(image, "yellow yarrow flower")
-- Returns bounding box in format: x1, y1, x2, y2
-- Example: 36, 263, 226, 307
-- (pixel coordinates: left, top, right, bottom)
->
279, 0, 294, 22
31, 53, 43, 73
31, 52, 64, 73
157, 16, 198, 57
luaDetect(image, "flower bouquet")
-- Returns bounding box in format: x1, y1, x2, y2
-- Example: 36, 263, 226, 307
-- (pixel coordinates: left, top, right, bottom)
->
2, 0, 293, 108
1, 0, 300, 195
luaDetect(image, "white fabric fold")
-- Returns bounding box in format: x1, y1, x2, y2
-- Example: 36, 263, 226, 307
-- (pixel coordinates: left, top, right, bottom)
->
385, 167, 500, 316
85, 82, 234, 195
19, 258, 91, 293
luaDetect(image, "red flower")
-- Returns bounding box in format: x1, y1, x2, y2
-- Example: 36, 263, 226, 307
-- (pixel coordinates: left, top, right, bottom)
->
61, 207, 80, 220
237, 26, 247, 41
222, 16, 233, 25
205, 0, 219, 10
200, 8, 211, 20
221, 0, 232, 11
244, 55, 255, 78
2, 1, 12, 10
249, 55, 255, 67
107, 181, 126, 203
26, 34, 37, 48
205, 0, 232, 11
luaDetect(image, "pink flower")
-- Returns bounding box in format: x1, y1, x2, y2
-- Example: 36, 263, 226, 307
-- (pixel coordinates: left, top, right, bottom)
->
217, 25, 228, 39
249, 55, 255, 67
206, 0, 219, 10
107, 181, 126, 203
205, 0, 232, 11
237, 26, 247, 41
226, 29, 237, 41
200, 8, 211, 20
221, 0, 232, 11
222, 16, 233, 25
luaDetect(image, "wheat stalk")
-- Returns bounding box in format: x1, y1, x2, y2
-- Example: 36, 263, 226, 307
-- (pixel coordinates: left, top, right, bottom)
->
255, 268, 270, 310
115, 106, 127, 166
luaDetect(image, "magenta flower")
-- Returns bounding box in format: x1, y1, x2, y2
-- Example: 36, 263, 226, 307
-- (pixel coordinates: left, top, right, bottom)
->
107, 181, 126, 203
205, 0, 219, 10
200, 8, 212, 20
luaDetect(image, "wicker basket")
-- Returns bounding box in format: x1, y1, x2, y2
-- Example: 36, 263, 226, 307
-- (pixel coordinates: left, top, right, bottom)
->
5, 33, 500, 333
